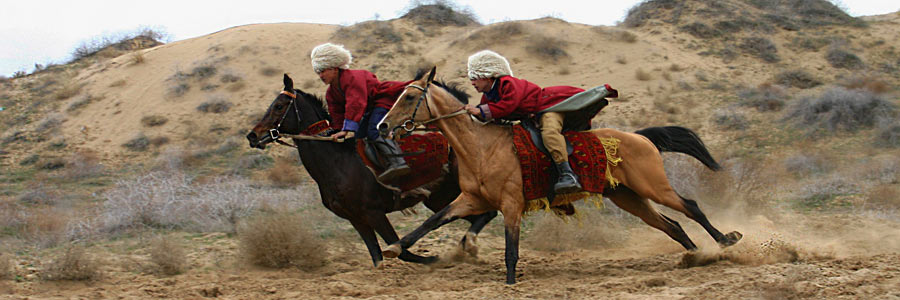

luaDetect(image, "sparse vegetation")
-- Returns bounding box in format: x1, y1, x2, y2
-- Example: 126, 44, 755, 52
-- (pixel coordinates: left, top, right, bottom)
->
197, 97, 232, 113
123, 134, 150, 151
712, 109, 749, 130
400, 0, 479, 27
636, 68, 652, 81
526, 36, 568, 61
141, 115, 168, 127
775, 70, 821, 89
66, 94, 94, 112
826, 47, 864, 69
838, 74, 889, 94
739, 37, 780, 63
0, 254, 11, 280
130, 51, 145, 64
877, 123, 900, 148
783, 86, 897, 135
737, 83, 787, 112
681, 22, 721, 39
149, 235, 187, 275
42, 245, 101, 281
259, 67, 279, 77
238, 212, 325, 269
109, 79, 127, 87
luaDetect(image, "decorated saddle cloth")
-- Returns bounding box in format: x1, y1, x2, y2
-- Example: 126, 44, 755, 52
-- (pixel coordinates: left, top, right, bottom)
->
511, 125, 622, 215
356, 132, 450, 192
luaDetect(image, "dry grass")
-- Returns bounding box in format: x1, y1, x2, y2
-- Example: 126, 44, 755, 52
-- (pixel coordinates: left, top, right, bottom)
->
22, 207, 70, 248
0, 254, 11, 280
130, 51, 145, 65
775, 70, 821, 89
197, 96, 232, 113
149, 235, 188, 275
267, 157, 303, 187
526, 36, 569, 61
838, 74, 890, 94
238, 212, 325, 269
783, 86, 897, 135
60, 150, 105, 180
42, 245, 101, 281
122, 134, 150, 151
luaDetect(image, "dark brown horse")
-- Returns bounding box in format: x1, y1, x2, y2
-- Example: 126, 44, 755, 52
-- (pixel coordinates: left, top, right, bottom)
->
377, 68, 742, 284
246, 74, 496, 267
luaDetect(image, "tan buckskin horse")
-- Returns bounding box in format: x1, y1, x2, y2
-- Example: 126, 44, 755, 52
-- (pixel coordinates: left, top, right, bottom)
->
376, 68, 742, 284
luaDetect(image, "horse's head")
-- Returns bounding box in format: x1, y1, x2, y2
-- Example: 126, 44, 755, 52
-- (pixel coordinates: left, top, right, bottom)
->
378, 67, 468, 139
246, 74, 330, 149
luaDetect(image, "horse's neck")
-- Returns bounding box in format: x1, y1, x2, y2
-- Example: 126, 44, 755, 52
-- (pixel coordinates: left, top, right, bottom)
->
433, 109, 513, 177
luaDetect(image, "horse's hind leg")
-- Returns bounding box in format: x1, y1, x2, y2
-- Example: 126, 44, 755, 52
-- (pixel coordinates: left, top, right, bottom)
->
626, 173, 742, 247
605, 186, 698, 251
458, 211, 498, 256
368, 213, 438, 264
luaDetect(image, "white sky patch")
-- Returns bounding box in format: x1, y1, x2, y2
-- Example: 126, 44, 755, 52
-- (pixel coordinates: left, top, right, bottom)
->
1, 0, 897, 76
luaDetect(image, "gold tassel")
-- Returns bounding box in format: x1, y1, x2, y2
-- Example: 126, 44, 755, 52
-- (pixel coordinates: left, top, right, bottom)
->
599, 137, 622, 187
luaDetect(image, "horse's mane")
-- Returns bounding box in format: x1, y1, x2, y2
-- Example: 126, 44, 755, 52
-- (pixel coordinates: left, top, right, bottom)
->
294, 88, 331, 122
413, 68, 470, 105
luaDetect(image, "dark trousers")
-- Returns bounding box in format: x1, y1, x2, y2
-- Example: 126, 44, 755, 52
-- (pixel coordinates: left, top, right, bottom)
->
356, 107, 388, 141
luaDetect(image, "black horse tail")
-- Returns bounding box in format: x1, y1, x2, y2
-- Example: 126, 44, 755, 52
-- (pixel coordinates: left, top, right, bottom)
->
635, 126, 722, 171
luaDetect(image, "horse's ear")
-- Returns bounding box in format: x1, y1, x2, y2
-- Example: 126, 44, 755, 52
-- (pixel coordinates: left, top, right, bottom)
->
426, 66, 437, 85
283, 74, 294, 91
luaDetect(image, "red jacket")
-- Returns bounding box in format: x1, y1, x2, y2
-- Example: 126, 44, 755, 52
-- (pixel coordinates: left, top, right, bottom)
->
477, 76, 584, 120
325, 69, 412, 130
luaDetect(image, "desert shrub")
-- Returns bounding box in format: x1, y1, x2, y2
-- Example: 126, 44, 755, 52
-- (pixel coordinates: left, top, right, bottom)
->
838, 74, 890, 94
712, 109, 749, 130
259, 67, 279, 77
20, 154, 39, 166
669, 63, 684, 72
737, 83, 786, 112
783, 87, 897, 135
623, 0, 681, 28
122, 134, 150, 151
220, 72, 242, 84
774, 70, 821, 89
38, 157, 66, 170
526, 36, 568, 61
197, 97, 232, 113
168, 82, 190, 97
866, 185, 899, 209
267, 158, 303, 187
54, 83, 82, 100
400, 0, 478, 26
141, 115, 168, 127
794, 175, 860, 210
60, 151, 105, 180
36, 113, 64, 135
826, 47, 863, 69
611, 29, 638, 43
635, 68, 652, 81
101, 172, 308, 233
130, 51, 145, 64
739, 37, 779, 63
232, 153, 274, 175
17, 183, 60, 205
461, 22, 524, 47
42, 245, 101, 281
877, 123, 900, 148
70, 26, 168, 62
191, 65, 217, 79
21, 207, 71, 248
681, 22, 721, 39
149, 236, 187, 275
615, 56, 627, 64
238, 212, 325, 269
66, 94, 93, 112
783, 153, 830, 176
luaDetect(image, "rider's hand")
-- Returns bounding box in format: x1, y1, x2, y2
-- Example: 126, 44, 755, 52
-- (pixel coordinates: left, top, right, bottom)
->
464, 104, 480, 116
331, 130, 355, 141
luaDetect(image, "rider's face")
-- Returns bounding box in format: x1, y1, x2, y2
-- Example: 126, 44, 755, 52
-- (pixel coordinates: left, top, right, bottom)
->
317, 68, 339, 85
470, 78, 493, 93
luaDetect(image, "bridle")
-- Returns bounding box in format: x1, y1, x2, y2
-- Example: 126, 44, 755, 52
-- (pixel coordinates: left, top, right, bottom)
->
395, 83, 468, 133
262, 90, 337, 149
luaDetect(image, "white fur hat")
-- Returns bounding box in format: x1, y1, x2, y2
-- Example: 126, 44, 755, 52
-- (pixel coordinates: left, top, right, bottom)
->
467, 50, 513, 80
310, 43, 352, 73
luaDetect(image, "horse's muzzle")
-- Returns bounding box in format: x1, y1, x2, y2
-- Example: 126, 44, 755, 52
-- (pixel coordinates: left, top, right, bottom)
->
246, 132, 267, 149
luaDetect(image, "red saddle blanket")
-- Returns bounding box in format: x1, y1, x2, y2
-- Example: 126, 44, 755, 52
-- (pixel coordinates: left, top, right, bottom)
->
356, 132, 450, 192
511, 125, 610, 202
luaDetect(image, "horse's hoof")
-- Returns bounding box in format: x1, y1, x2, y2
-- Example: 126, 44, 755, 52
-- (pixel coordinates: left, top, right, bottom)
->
463, 232, 479, 257
383, 244, 402, 258
719, 231, 743, 248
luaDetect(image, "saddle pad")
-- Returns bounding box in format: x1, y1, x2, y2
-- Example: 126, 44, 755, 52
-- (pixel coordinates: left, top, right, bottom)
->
356, 132, 450, 192
511, 125, 613, 203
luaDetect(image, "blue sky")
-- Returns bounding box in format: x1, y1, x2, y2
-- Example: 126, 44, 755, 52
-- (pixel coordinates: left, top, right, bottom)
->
2, 0, 898, 76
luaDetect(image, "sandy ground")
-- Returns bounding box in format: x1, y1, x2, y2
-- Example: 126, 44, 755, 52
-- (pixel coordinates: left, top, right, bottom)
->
3, 208, 899, 299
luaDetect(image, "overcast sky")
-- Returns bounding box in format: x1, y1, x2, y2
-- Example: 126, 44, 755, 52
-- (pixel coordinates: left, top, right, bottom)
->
2, 0, 898, 76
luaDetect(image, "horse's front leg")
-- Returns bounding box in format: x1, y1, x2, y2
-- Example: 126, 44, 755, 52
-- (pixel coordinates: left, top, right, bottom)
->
500, 204, 523, 284
383, 193, 487, 258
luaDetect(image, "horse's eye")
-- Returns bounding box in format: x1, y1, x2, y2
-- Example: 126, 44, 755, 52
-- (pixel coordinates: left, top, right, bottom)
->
274, 105, 284, 110
406, 94, 416, 101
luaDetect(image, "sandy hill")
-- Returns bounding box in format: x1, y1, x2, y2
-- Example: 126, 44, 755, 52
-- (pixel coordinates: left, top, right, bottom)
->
0, 1, 898, 298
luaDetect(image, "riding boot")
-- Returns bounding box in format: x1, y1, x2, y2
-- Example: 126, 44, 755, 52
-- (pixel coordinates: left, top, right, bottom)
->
374, 137, 412, 182
554, 161, 582, 194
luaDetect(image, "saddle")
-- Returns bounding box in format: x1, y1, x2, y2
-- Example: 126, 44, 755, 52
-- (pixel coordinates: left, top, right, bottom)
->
355, 132, 450, 192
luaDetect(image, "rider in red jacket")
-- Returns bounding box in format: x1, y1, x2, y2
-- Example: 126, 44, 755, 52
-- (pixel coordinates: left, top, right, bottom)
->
464, 50, 585, 194
311, 43, 412, 182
